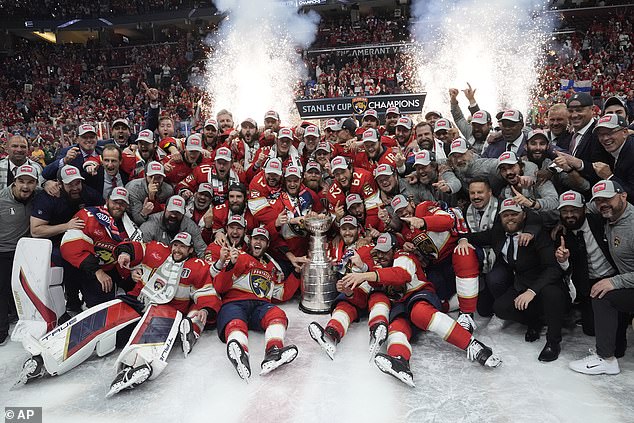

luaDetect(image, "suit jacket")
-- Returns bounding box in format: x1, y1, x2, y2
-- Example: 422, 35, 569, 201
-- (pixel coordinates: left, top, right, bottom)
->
580, 136, 634, 204
42, 144, 104, 180
482, 134, 527, 159
466, 214, 563, 293
555, 213, 616, 297
551, 131, 573, 153
85, 167, 130, 198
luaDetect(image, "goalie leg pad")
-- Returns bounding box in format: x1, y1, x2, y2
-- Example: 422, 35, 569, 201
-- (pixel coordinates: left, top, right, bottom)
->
114, 304, 182, 380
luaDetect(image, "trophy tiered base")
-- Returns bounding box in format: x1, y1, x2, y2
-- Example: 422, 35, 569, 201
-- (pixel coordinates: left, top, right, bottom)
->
300, 216, 337, 314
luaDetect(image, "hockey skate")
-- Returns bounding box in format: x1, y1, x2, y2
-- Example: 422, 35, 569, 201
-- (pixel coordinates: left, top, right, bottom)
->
260, 345, 299, 376
466, 338, 502, 368
456, 312, 477, 334
308, 322, 339, 360
106, 364, 153, 398
227, 339, 251, 382
368, 322, 388, 361
12, 355, 45, 389
374, 353, 415, 388
179, 317, 198, 358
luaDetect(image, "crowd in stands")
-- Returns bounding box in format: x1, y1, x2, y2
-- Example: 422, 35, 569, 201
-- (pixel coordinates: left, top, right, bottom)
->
311, 13, 409, 48
0, 0, 207, 19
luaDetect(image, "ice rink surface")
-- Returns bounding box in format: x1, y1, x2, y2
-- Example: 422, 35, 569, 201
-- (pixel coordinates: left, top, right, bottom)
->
1, 300, 633, 423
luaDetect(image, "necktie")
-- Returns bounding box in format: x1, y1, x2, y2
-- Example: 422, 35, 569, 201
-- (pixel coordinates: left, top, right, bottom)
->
506, 143, 513, 152
112, 175, 119, 188
506, 234, 516, 268
570, 133, 580, 155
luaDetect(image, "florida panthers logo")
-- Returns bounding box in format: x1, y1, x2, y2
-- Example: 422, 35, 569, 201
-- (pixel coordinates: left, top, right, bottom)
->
250, 268, 272, 298
412, 232, 439, 259
385, 285, 406, 301
352, 97, 368, 114
154, 278, 166, 291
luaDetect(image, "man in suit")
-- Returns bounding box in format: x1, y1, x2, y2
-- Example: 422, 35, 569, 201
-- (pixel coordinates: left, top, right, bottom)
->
83, 144, 130, 200
554, 190, 619, 336
458, 198, 566, 362
42, 123, 102, 180
0, 135, 44, 190
546, 103, 573, 152
482, 110, 526, 158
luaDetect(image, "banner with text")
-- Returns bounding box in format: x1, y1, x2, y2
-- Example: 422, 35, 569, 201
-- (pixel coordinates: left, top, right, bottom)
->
305, 43, 413, 58
295, 93, 426, 119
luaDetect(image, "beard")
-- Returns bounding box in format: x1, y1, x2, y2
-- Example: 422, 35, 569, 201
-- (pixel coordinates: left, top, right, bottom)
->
229, 202, 245, 214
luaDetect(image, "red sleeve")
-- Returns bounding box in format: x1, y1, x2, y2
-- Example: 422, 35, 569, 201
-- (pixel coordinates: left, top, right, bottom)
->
175, 168, 199, 194
213, 253, 247, 294
60, 210, 95, 269
414, 202, 454, 232
375, 266, 411, 286
189, 260, 222, 313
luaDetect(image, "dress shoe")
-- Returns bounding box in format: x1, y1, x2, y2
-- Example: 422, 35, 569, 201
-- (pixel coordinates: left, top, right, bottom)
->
538, 342, 561, 362
525, 327, 540, 342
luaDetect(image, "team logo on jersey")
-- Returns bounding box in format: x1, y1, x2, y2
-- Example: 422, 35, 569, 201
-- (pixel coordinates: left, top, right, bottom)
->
94, 242, 116, 265
250, 268, 272, 298
154, 278, 166, 291
412, 232, 439, 259
352, 97, 368, 115
362, 183, 373, 197
385, 285, 406, 301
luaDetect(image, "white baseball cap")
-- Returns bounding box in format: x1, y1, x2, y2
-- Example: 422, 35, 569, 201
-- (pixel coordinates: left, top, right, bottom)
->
278, 127, 293, 140
373, 233, 397, 252
15, 164, 38, 180
340, 215, 358, 228
330, 156, 348, 172
396, 117, 413, 130
112, 118, 130, 129
204, 119, 219, 129
284, 165, 302, 179
374, 164, 394, 178
362, 129, 379, 143
558, 190, 584, 209
197, 182, 213, 195
386, 106, 400, 116
146, 161, 166, 177
166, 195, 186, 214
499, 198, 523, 213
362, 109, 379, 120
391, 194, 409, 212
264, 110, 280, 121
172, 232, 192, 246
497, 151, 519, 168
186, 134, 204, 152
304, 125, 320, 138
434, 118, 452, 133
346, 193, 363, 208
227, 214, 247, 228
109, 187, 130, 204
215, 147, 232, 162
591, 180, 624, 200
60, 165, 84, 184
264, 158, 283, 175
449, 138, 469, 155
414, 150, 434, 166
136, 129, 154, 144
252, 226, 270, 240
78, 124, 97, 137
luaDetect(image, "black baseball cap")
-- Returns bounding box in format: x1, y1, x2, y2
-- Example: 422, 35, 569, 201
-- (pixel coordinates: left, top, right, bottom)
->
567, 92, 593, 107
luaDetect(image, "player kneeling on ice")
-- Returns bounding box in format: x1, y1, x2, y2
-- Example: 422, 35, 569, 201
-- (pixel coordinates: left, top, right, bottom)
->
340, 233, 501, 388
106, 232, 222, 397
13, 232, 221, 393
309, 215, 391, 360
211, 227, 298, 381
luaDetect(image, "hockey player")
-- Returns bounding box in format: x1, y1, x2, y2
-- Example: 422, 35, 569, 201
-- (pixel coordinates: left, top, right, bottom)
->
107, 232, 222, 396
211, 227, 298, 381
341, 233, 501, 387
247, 127, 302, 180
60, 187, 139, 307
210, 182, 256, 244
391, 195, 480, 333
248, 157, 284, 223
353, 128, 402, 175
308, 215, 390, 360
176, 146, 245, 206
204, 214, 249, 264
326, 156, 381, 221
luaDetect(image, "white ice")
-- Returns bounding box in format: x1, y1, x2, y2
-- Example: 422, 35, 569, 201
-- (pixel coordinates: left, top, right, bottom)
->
1, 301, 633, 423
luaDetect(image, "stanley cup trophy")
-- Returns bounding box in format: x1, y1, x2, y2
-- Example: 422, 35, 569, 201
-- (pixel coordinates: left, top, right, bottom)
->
300, 215, 337, 314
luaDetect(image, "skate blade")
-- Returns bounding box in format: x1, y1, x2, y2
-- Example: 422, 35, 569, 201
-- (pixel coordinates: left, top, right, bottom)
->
374, 356, 416, 388
260, 347, 298, 376
105, 367, 151, 398
308, 323, 336, 360
368, 325, 387, 362
180, 319, 192, 358
484, 355, 502, 368
11, 357, 43, 390
227, 342, 251, 382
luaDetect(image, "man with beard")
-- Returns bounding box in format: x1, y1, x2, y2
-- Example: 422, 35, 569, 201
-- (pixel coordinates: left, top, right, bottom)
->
121, 129, 168, 180
60, 188, 137, 307
202, 118, 220, 151
448, 138, 538, 193
326, 156, 381, 223
126, 161, 174, 226
314, 142, 334, 187
0, 135, 44, 189
354, 129, 401, 175
497, 152, 559, 225
248, 157, 286, 224
229, 118, 260, 169
406, 150, 460, 205
212, 183, 256, 244
176, 146, 245, 206
108, 118, 133, 150
0, 165, 39, 345
341, 233, 501, 387
298, 125, 320, 164
546, 104, 573, 152
259, 110, 281, 147
407, 122, 446, 160
384, 106, 400, 136
433, 118, 455, 156
303, 160, 328, 199
162, 133, 211, 186
482, 110, 527, 158
139, 195, 206, 258
204, 214, 249, 264
213, 227, 299, 380
394, 117, 414, 151
339, 193, 385, 238
458, 198, 566, 362
425, 111, 443, 128
184, 182, 215, 243
309, 215, 388, 360
247, 127, 302, 180
554, 190, 621, 338
374, 164, 424, 214
449, 87, 492, 155
391, 197, 480, 334
31, 165, 104, 312
569, 180, 634, 375
332, 118, 358, 160
265, 165, 324, 274
323, 119, 339, 143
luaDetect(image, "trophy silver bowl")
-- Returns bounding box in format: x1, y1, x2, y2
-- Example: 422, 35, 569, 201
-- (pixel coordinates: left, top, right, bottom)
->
300, 215, 337, 314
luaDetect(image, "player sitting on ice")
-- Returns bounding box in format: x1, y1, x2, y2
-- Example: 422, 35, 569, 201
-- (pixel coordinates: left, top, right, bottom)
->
309, 215, 390, 360
341, 233, 501, 388
106, 232, 222, 397
390, 195, 480, 333
211, 227, 298, 381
